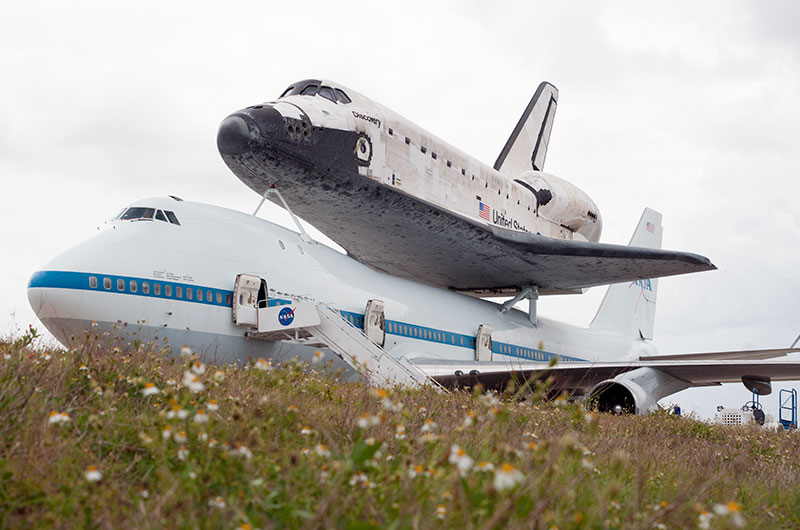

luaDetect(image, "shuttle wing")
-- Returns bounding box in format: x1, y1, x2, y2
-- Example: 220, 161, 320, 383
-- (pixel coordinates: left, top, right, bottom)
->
350, 193, 715, 295
416, 354, 800, 394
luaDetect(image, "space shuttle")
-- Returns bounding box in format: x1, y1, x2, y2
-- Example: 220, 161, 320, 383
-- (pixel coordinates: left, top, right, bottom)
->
216, 79, 714, 299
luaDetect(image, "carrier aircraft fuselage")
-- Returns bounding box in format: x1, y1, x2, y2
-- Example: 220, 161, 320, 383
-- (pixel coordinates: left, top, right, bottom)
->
27, 197, 800, 415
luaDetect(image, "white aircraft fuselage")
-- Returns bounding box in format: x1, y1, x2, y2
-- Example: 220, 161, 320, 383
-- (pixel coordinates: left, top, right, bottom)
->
28, 197, 647, 372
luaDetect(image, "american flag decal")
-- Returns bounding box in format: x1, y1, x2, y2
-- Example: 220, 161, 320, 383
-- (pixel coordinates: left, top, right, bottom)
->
645, 221, 655, 233
479, 202, 491, 221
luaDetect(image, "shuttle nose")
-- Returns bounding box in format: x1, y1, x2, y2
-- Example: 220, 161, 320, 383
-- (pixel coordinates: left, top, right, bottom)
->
218, 106, 299, 158
217, 116, 251, 156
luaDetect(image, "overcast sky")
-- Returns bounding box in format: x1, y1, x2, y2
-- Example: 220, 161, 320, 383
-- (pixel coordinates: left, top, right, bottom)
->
2, 1, 799, 419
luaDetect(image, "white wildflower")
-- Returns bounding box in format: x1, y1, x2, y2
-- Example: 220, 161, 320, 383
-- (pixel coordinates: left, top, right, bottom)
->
208, 496, 226, 509
420, 419, 437, 432
448, 444, 474, 476
141, 383, 160, 396
408, 465, 424, 479
182, 371, 205, 393
254, 358, 272, 371
479, 392, 501, 407
84, 465, 102, 482
232, 444, 253, 460
493, 463, 524, 491
698, 510, 713, 530
48, 411, 71, 425
462, 410, 477, 427
395, 424, 406, 440
474, 461, 495, 473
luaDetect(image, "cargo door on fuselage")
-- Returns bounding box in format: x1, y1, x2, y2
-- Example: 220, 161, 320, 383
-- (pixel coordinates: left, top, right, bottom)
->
233, 274, 268, 327
364, 299, 386, 347
475, 324, 493, 362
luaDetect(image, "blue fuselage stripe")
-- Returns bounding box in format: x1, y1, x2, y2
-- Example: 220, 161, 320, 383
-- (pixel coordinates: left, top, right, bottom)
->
30, 270, 584, 363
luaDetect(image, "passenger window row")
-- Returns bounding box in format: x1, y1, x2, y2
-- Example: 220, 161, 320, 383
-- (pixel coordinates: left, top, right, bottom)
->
89, 276, 231, 305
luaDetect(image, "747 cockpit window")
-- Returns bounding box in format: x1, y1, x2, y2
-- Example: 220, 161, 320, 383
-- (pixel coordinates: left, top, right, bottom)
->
121, 207, 155, 220
118, 207, 181, 225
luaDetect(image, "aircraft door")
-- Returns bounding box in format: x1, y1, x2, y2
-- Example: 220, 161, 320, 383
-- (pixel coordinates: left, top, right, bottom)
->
475, 324, 493, 362
363, 299, 386, 347
233, 274, 268, 327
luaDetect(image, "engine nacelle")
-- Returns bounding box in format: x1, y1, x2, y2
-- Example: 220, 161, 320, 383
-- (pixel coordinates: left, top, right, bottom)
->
588, 379, 657, 415
587, 367, 691, 415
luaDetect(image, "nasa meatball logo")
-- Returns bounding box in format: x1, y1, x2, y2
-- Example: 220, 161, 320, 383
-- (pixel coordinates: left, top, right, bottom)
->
278, 306, 296, 326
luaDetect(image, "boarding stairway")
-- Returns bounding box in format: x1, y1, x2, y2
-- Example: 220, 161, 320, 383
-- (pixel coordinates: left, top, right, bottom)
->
779, 389, 797, 430
243, 298, 441, 389
312, 303, 441, 389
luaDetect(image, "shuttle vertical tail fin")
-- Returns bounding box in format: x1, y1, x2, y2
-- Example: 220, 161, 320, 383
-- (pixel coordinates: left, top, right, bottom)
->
590, 208, 663, 340
494, 82, 558, 176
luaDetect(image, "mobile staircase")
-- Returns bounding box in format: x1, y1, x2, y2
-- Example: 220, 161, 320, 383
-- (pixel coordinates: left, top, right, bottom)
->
779, 389, 797, 430
240, 296, 442, 390
312, 303, 441, 389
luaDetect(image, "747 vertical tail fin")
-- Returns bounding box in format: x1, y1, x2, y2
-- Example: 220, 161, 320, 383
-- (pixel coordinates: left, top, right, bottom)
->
590, 208, 663, 340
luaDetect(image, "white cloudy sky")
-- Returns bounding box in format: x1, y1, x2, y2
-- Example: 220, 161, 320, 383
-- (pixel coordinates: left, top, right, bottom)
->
2, 1, 799, 418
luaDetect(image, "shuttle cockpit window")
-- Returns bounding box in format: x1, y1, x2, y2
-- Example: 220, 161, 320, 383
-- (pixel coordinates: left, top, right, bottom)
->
334, 88, 351, 104
300, 84, 319, 96
318, 86, 336, 102
281, 79, 351, 104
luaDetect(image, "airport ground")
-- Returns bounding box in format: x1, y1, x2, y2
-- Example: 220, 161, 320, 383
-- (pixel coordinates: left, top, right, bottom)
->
1, 328, 799, 529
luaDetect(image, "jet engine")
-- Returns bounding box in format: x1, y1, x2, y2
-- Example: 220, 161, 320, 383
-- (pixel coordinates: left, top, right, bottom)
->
587, 379, 656, 415
587, 367, 691, 415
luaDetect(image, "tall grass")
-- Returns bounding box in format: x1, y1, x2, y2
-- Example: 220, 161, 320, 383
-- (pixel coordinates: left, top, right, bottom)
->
1, 327, 799, 529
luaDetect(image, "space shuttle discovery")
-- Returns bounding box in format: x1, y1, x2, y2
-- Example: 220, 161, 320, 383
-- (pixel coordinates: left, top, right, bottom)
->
217, 80, 714, 296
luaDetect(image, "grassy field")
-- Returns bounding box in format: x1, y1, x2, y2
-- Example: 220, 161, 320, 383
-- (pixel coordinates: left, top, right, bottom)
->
2, 327, 800, 529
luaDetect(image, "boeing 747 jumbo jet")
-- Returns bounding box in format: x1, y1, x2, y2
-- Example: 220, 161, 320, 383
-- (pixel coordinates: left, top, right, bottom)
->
28, 197, 800, 414
217, 80, 715, 298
